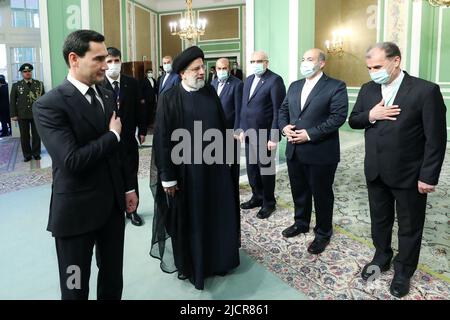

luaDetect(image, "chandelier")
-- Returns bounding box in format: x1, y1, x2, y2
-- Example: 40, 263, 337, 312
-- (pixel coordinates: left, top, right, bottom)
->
428, 0, 450, 6
169, 0, 207, 41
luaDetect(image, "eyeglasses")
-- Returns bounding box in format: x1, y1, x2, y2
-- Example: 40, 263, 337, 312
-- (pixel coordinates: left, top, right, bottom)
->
186, 65, 206, 73
249, 60, 267, 64
22, 70, 32, 73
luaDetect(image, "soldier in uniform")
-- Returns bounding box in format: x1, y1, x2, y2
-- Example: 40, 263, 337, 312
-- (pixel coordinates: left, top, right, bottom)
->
10, 63, 45, 161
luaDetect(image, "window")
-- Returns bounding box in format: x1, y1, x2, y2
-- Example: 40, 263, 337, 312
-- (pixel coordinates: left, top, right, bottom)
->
11, 0, 40, 28
10, 47, 42, 82
0, 45, 7, 81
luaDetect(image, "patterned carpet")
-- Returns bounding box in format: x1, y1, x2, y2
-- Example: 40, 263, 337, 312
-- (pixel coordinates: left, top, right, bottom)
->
0, 137, 19, 173
240, 142, 450, 300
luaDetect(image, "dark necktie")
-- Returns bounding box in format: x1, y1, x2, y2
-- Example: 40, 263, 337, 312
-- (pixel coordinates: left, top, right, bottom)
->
87, 87, 105, 128
113, 81, 120, 107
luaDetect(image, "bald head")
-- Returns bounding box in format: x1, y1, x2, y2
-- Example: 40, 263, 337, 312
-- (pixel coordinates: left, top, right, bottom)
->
216, 58, 230, 69
251, 51, 269, 62
303, 48, 326, 63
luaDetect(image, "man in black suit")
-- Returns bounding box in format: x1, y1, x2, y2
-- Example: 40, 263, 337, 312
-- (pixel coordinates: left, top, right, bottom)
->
349, 42, 447, 298
231, 61, 243, 81
238, 51, 286, 220
101, 47, 146, 227
33, 30, 138, 300
207, 66, 217, 85
279, 48, 348, 254
140, 68, 157, 128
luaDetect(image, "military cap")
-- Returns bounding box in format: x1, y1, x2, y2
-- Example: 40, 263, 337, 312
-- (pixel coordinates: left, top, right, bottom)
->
19, 63, 34, 72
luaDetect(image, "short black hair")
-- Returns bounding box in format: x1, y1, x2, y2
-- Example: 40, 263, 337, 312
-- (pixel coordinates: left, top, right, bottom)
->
107, 47, 122, 59
63, 30, 105, 66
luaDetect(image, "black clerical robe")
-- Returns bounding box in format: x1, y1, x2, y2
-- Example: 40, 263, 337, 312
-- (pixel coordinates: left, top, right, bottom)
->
150, 84, 240, 290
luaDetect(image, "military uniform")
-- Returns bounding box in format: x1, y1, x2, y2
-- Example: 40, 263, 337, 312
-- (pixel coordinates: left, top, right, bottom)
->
10, 64, 45, 160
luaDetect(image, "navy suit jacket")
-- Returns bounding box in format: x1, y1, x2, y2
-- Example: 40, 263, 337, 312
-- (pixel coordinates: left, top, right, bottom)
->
278, 73, 348, 165
349, 72, 447, 188
240, 69, 286, 141
158, 72, 180, 95
211, 75, 243, 130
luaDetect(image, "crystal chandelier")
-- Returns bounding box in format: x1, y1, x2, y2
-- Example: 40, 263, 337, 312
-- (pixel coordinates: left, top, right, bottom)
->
428, 0, 450, 6
169, 0, 207, 41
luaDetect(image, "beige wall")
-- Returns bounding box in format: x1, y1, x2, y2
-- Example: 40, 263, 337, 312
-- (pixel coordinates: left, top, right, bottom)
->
315, 0, 377, 87
198, 8, 240, 41
161, 14, 183, 60
135, 6, 151, 62
103, 0, 121, 51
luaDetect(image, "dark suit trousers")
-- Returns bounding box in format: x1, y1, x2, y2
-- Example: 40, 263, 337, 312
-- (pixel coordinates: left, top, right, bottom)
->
124, 139, 140, 214
287, 153, 337, 240
18, 118, 41, 157
245, 142, 276, 208
367, 177, 427, 278
55, 204, 125, 300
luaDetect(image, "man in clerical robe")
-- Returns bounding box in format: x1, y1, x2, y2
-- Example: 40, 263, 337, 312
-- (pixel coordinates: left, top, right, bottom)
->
150, 46, 240, 290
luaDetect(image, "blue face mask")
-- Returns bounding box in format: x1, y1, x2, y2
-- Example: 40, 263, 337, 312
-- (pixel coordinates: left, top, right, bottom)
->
252, 63, 265, 76
300, 61, 319, 78
370, 69, 390, 84
217, 70, 229, 81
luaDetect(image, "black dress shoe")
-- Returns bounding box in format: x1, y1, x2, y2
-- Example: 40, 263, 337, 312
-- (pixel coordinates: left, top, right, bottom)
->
240, 198, 263, 210
126, 212, 143, 226
361, 261, 391, 281
33, 155, 41, 160
23, 156, 32, 162
307, 238, 330, 254
389, 274, 411, 298
256, 206, 276, 219
282, 224, 309, 238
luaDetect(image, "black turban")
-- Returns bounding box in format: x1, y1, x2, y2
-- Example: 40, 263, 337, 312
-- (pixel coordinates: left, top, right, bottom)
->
172, 46, 204, 74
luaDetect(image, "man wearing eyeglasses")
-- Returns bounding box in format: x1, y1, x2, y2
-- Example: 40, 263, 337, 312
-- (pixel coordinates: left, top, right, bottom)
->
238, 51, 286, 220
10, 63, 45, 162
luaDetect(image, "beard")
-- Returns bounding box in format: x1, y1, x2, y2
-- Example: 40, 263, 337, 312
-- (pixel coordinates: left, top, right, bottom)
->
185, 74, 205, 90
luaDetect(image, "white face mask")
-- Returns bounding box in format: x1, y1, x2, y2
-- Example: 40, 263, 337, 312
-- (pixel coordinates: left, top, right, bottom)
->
163, 63, 172, 73
217, 70, 229, 81
106, 62, 121, 78
147, 72, 153, 79
300, 61, 320, 78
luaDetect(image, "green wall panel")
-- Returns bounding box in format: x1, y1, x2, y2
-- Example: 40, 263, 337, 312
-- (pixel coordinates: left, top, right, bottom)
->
47, 0, 82, 87
254, 0, 289, 84
438, 9, 450, 83
199, 42, 240, 53
89, 0, 103, 34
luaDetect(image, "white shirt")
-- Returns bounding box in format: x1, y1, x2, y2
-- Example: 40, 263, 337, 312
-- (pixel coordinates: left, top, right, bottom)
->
382, 70, 404, 107
217, 80, 227, 96
106, 74, 121, 88
162, 72, 171, 88
301, 72, 323, 110
67, 74, 120, 142
297, 72, 323, 141
147, 77, 155, 88
249, 75, 261, 99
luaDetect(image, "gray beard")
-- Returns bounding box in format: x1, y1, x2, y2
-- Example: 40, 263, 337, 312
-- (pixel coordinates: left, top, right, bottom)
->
185, 78, 205, 90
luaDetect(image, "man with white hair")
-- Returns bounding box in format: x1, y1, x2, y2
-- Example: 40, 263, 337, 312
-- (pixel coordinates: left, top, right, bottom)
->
238, 51, 286, 220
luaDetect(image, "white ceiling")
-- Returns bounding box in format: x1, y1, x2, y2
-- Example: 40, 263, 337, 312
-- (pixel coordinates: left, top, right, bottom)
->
136, 0, 245, 12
